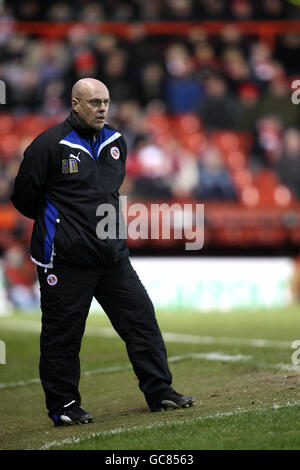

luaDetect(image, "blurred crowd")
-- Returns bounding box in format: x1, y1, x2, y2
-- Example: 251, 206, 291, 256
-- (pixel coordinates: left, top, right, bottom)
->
5, 0, 300, 22
0, 0, 300, 308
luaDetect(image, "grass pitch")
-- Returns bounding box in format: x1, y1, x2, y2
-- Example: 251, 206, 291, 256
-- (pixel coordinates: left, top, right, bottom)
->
0, 306, 300, 450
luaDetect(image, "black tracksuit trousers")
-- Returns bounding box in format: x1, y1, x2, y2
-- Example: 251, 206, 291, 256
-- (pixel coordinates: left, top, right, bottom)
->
37, 257, 173, 413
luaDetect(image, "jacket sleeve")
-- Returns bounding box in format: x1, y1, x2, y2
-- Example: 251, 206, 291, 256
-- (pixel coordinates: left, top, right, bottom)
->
10, 136, 51, 220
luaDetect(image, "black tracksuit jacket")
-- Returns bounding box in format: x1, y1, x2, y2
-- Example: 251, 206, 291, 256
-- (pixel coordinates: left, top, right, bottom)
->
11, 113, 174, 413
11, 112, 129, 268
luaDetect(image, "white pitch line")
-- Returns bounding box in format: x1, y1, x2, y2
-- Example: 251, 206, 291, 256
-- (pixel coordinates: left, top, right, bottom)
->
274, 363, 300, 373
162, 332, 291, 349
0, 319, 292, 348
0, 352, 251, 390
0, 319, 42, 333
36, 400, 300, 451
168, 352, 252, 362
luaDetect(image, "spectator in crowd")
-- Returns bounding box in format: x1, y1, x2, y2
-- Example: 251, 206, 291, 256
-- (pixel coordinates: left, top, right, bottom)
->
0, 174, 11, 203
272, 128, 300, 199
46, 1, 74, 22
231, 0, 256, 20
102, 48, 134, 103
193, 42, 220, 77
259, 0, 285, 20
274, 33, 300, 75
164, 43, 206, 114
248, 41, 277, 90
12, 0, 42, 21
80, 2, 105, 22
110, 99, 146, 151
161, 0, 195, 20
135, 62, 166, 106
200, 0, 230, 20
258, 77, 300, 128
193, 145, 237, 201
128, 134, 174, 200
170, 143, 200, 199
3, 244, 39, 310
198, 73, 243, 130
250, 115, 284, 170
216, 24, 250, 59
40, 78, 68, 116
221, 46, 251, 92
237, 82, 261, 132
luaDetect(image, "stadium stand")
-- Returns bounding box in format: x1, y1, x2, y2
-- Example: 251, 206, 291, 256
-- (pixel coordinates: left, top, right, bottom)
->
1, 0, 300, 307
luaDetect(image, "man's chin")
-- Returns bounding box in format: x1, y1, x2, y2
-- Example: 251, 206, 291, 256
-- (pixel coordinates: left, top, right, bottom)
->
92, 122, 105, 131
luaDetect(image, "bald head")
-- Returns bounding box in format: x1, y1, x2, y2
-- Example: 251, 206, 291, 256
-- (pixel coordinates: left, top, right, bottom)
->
72, 78, 109, 100
71, 78, 110, 131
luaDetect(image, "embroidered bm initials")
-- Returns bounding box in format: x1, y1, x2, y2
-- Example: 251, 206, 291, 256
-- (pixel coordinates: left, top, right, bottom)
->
69, 159, 78, 173
62, 159, 79, 174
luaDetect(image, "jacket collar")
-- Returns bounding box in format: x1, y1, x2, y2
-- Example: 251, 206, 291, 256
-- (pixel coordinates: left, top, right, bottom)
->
67, 111, 101, 140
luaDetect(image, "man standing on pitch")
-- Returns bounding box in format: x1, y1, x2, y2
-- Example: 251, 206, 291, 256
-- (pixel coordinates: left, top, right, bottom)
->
11, 78, 195, 426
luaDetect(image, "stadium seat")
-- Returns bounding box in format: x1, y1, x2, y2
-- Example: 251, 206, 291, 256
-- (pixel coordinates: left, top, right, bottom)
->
241, 170, 294, 207
0, 114, 15, 135
16, 115, 58, 138
0, 133, 20, 161
241, 185, 260, 207
211, 130, 251, 155
273, 185, 294, 208
251, 169, 279, 189
178, 132, 207, 153
232, 168, 253, 190
145, 113, 172, 138
225, 150, 247, 170
171, 113, 202, 135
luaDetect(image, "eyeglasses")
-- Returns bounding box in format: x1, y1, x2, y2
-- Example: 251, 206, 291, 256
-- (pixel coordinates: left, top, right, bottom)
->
75, 98, 111, 108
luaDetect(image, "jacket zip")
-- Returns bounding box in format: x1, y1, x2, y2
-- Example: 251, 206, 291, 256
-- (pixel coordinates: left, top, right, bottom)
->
90, 135, 113, 258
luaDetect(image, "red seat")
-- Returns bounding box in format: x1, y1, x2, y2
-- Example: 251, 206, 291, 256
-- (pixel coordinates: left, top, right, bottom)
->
0, 114, 15, 135
232, 168, 253, 190
225, 150, 247, 170
0, 133, 20, 160
171, 113, 202, 135
16, 115, 57, 138
211, 130, 251, 155
178, 132, 207, 153
241, 185, 260, 207
273, 184, 294, 207
145, 113, 172, 138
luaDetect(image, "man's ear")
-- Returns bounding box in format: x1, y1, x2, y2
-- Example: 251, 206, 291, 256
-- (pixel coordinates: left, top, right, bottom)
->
72, 97, 78, 112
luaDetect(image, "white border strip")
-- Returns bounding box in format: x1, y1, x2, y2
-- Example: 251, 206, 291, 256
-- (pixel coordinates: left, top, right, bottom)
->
37, 400, 300, 450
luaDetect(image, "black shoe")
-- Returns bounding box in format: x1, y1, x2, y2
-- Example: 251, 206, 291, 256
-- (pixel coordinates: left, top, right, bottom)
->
150, 391, 196, 412
50, 401, 94, 426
